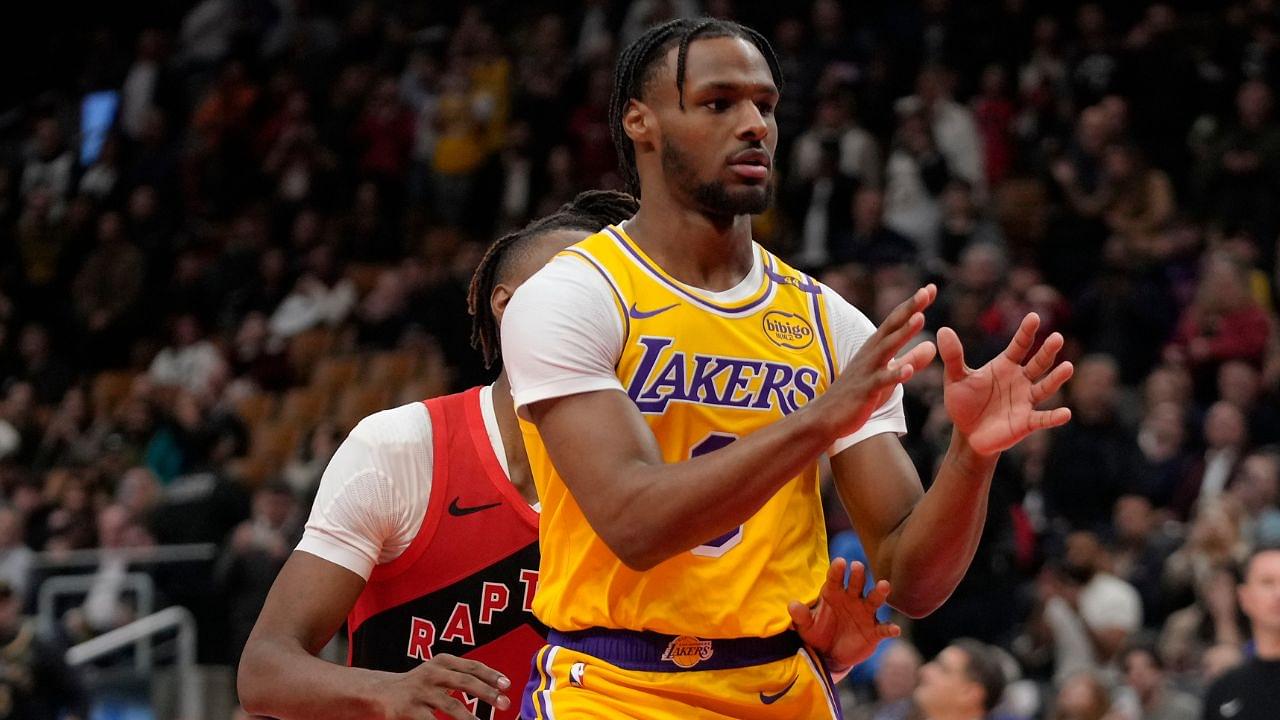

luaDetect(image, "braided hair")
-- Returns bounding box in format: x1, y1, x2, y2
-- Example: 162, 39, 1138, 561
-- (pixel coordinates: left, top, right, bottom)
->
609, 18, 784, 197
468, 190, 639, 368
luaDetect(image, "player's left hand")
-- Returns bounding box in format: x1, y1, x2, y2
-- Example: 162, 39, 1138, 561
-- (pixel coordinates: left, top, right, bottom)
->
938, 312, 1074, 456
788, 558, 900, 674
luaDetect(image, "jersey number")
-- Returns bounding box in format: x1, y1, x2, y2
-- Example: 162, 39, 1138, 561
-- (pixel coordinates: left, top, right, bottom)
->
689, 433, 744, 557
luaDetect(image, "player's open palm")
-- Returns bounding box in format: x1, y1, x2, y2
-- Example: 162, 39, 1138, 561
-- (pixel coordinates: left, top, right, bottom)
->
938, 312, 1073, 456
377, 653, 511, 720
788, 558, 899, 673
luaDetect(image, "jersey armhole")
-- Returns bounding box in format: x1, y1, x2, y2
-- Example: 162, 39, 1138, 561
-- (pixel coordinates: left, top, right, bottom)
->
801, 269, 840, 382
364, 399, 449, 583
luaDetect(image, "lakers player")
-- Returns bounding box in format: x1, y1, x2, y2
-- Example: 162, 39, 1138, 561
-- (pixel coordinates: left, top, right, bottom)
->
501, 19, 1074, 719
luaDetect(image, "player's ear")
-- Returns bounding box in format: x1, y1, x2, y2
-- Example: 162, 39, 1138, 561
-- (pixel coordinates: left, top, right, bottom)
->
623, 99, 654, 146
491, 283, 514, 327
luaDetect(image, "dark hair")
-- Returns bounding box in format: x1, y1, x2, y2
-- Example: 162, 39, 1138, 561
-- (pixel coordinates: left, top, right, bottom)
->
609, 18, 784, 196
1243, 541, 1280, 582
953, 639, 1006, 714
467, 190, 639, 368
1120, 637, 1164, 671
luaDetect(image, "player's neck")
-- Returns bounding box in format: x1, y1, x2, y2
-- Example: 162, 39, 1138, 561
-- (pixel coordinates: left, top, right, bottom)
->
626, 197, 755, 292
491, 373, 537, 505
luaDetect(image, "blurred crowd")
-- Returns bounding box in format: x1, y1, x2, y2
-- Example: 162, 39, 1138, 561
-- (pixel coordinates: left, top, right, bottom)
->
3, 0, 1280, 717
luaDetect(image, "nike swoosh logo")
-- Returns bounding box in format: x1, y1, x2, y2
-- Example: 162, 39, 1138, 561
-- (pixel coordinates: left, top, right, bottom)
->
759, 676, 798, 705
448, 498, 502, 517
628, 302, 679, 319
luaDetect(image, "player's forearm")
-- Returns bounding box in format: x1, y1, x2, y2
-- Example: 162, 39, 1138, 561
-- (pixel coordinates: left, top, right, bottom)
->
238, 632, 388, 719
883, 430, 997, 617
605, 403, 837, 570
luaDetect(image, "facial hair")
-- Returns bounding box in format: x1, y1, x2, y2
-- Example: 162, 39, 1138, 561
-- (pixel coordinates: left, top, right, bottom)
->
661, 137, 773, 217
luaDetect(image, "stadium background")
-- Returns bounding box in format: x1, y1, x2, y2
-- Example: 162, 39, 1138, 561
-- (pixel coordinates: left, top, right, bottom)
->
1, 0, 1278, 718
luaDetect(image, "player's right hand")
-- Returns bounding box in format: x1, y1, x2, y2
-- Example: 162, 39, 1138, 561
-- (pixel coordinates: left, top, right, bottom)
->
374, 653, 511, 720
818, 285, 937, 440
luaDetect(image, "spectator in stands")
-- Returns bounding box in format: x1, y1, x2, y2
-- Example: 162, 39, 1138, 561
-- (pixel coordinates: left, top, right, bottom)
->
1043, 354, 1141, 532
63, 504, 155, 643
903, 65, 985, 196
19, 118, 74, 205
1171, 402, 1249, 518
1071, 531, 1144, 667
33, 386, 97, 471
15, 324, 73, 407
1049, 671, 1112, 720
0, 579, 86, 720
973, 65, 1016, 188
1162, 507, 1249, 625
792, 92, 882, 190
884, 107, 952, 267
71, 211, 145, 370
851, 640, 922, 720
1101, 143, 1175, 261
834, 186, 918, 270
1133, 402, 1193, 508
0, 508, 33, 605
353, 77, 415, 203
1110, 495, 1177, 627
1217, 361, 1280, 450
1203, 545, 1280, 720
913, 639, 1007, 720
268, 246, 357, 341
148, 314, 227, 396
281, 420, 340, 501
115, 466, 161, 530
1116, 641, 1201, 720
567, 66, 617, 193
1226, 450, 1280, 546
789, 137, 861, 269
216, 481, 300, 675
1166, 253, 1271, 392
937, 178, 1003, 268
1197, 80, 1280, 244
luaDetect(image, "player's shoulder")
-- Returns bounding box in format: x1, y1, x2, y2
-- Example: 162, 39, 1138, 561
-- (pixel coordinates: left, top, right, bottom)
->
347, 400, 433, 450
512, 239, 621, 310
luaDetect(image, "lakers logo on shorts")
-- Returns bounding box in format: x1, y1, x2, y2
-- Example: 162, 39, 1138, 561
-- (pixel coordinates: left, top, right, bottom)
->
661, 636, 714, 668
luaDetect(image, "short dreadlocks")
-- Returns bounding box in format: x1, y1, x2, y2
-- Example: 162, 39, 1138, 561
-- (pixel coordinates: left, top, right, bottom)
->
468, 190, 639, 368
609, 18, 784, 196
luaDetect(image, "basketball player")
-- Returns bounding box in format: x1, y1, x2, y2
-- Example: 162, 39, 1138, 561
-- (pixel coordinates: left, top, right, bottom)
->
237, 191, 898, 720
501, 19, 1074, 719
236, 192, 638, 720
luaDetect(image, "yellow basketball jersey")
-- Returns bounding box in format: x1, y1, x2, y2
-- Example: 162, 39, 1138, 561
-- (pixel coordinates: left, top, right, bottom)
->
520, 224, 842, 639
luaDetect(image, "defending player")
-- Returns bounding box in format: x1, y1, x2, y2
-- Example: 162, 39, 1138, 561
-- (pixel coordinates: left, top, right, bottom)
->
237, 192, 638, 720
501, 19, 1074, 719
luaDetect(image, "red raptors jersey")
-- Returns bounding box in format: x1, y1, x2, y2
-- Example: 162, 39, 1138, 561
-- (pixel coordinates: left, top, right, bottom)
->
347, 387, 544, 720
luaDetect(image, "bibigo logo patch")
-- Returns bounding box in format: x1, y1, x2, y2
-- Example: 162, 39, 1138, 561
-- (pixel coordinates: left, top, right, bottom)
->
762, 310, 814, 350
661, 635, 714, 668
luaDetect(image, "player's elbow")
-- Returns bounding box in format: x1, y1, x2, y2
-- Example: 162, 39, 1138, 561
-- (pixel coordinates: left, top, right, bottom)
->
236, 640, 271, 714
888, 584, 949, 620
594, 515, 666, 571
602, 526, 663, 571
892, 598, 939, 620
